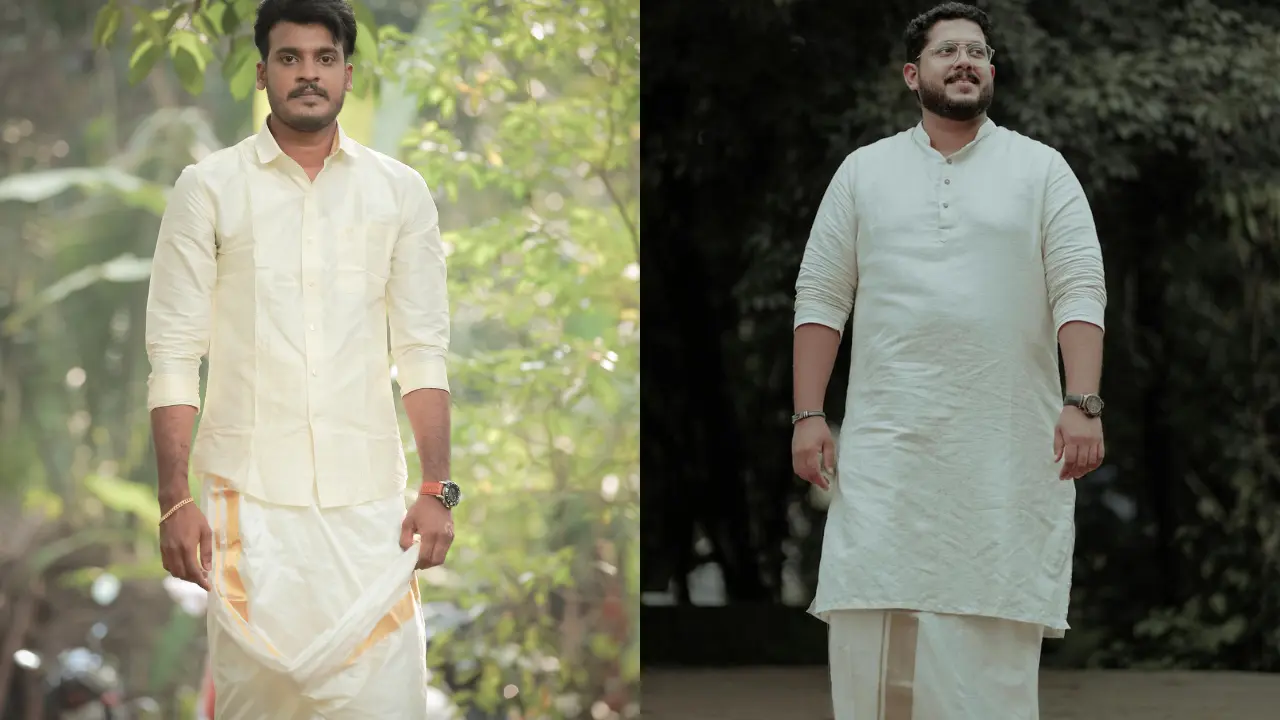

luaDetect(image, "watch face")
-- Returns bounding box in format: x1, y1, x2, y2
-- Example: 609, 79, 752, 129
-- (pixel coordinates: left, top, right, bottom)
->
1084, 395, 1104, 415
441, 482, 462, 508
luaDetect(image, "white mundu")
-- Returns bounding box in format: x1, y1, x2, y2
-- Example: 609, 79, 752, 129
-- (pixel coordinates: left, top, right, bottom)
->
795, 119, 1106, 717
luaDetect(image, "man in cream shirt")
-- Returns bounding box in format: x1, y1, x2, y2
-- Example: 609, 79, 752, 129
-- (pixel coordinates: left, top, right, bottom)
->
144, 1, 457, 716
791, 3, 1107, 718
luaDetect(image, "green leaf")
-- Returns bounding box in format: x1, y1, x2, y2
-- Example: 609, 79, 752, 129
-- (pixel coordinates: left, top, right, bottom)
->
222, 34, 255, 81
349, 0, 378, 39
132, 6, 166, 47
221, 2, 241, 35
29, 528, 134, 574
0, 166, 159, 204
190, 11, 215, 39
173, 43, 206, 96
168, 30, 209, 96
199, 0, 235, 36
228, 55, 259, 100
169, 30, 208, 70
0, 164, 170, 251
92, 2, 122, 49
160, 7, 183, 35
84, 474, 161, 524
351, 63, 373, 98
355, 21, 379, 63
128, 39, 162, 85
4, 253, 154, 334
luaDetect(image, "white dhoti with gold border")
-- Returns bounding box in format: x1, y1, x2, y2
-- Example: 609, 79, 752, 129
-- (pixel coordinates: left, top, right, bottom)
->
203, 475, 428, 719
828, 609, 1043, 720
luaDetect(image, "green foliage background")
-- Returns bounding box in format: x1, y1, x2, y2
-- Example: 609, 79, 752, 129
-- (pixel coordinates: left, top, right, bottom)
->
0, 0, 638, 717
642, 0, 1280, 670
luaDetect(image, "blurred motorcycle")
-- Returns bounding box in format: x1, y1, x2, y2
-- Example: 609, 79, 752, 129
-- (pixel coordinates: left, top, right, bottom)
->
421, 600, 491, 720
7, 573, 158, 720
43, 642, 125, 720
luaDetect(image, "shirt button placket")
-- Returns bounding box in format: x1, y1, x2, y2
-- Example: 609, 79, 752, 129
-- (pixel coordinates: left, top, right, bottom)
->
300, 189, 325, 484
301, 192, 322, 395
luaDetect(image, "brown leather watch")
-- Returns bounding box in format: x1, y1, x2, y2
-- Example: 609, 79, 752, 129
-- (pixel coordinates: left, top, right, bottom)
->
420, 480, 462, 508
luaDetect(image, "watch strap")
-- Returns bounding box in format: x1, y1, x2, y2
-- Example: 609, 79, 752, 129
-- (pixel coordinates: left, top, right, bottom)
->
420, 480, 461, 509
1064, 392, 1104, 417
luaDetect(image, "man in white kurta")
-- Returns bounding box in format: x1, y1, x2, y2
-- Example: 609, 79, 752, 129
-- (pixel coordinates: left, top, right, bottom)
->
791, 4, 1106, 718
145, 4, 458, 717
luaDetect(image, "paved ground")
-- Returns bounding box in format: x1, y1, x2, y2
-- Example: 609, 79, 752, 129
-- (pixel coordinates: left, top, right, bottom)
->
641, 667, 1280, 719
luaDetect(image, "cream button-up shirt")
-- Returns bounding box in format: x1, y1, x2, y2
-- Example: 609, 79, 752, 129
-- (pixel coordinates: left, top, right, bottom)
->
795, 119, 1106, 636
145, 121, 450, 508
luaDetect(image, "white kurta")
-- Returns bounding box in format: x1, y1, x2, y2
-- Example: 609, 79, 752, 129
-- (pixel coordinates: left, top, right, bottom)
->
795, 119, 1106, 637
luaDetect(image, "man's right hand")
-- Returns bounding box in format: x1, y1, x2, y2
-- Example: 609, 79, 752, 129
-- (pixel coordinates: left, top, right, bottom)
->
791, 417, 836, 490
159, 498, 213, 591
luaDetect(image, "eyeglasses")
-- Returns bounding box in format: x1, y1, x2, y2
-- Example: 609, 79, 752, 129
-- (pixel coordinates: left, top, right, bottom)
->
920, 41, 995, 64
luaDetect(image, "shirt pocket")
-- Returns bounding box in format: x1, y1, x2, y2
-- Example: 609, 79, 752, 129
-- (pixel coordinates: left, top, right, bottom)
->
335, 221, 396, 294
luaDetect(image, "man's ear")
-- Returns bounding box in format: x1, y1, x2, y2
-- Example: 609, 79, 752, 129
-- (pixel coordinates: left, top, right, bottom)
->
902, 63, 920, 92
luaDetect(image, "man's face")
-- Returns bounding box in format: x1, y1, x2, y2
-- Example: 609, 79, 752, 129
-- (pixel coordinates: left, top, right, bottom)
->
255, 22, 352, 134
905, 19, 995, 122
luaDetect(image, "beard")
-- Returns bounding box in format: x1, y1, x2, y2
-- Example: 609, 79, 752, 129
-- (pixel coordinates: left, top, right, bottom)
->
267, 85, 346, 133
917, 69, 993, 121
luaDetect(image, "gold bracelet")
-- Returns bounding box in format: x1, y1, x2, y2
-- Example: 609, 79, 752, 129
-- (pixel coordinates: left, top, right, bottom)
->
158, 497, 195, 525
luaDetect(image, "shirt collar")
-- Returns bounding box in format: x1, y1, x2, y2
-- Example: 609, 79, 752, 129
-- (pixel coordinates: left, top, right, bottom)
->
911, 116, 997, 157
254, 116, 357, 164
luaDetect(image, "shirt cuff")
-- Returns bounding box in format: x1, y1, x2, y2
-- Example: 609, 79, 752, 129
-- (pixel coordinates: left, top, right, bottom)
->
396, 355, 450, 395
147, 372, 202, 412
1053, 297, 1106, 335
793, 308, 849, 335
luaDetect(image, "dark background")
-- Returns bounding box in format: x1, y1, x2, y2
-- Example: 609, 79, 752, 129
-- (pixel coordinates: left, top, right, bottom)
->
640, 0, 1280, 669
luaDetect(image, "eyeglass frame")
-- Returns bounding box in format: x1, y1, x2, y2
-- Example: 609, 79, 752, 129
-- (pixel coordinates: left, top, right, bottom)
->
916, 41, 996, 65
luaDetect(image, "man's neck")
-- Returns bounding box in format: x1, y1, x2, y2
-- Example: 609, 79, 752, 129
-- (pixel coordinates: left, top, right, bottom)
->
266, 115, 336, 168
920, 111, 986, 157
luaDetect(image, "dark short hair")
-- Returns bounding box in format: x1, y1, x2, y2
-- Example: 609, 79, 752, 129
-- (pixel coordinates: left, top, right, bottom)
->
903, 2, 992, 62
254, 0, 358, 60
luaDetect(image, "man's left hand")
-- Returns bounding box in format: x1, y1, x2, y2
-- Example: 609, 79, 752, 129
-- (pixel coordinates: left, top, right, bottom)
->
399, 495, 455, 569
1053, 406, 1104, 481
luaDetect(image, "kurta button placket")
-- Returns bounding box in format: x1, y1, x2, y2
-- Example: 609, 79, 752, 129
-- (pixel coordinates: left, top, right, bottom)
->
938, 156, 954, 241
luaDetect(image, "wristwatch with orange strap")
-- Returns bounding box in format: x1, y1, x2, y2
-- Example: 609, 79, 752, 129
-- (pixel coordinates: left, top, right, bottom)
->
420, 479, 462, 508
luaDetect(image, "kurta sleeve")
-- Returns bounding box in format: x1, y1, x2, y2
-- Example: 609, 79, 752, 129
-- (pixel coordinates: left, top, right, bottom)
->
794, 154, 859, 335
1043, 151, 1107, 333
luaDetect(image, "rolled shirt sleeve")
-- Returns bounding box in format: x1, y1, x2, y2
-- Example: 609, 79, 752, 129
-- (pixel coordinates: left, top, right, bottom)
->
145, 165, 216, 411
794, 154, 860, 335
1043, 152, 1107, 333
388, 172, 451, 395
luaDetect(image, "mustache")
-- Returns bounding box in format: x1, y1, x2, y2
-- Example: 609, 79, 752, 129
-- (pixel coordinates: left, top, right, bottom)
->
947, 71, 980, 84
289, 83, 327, 98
